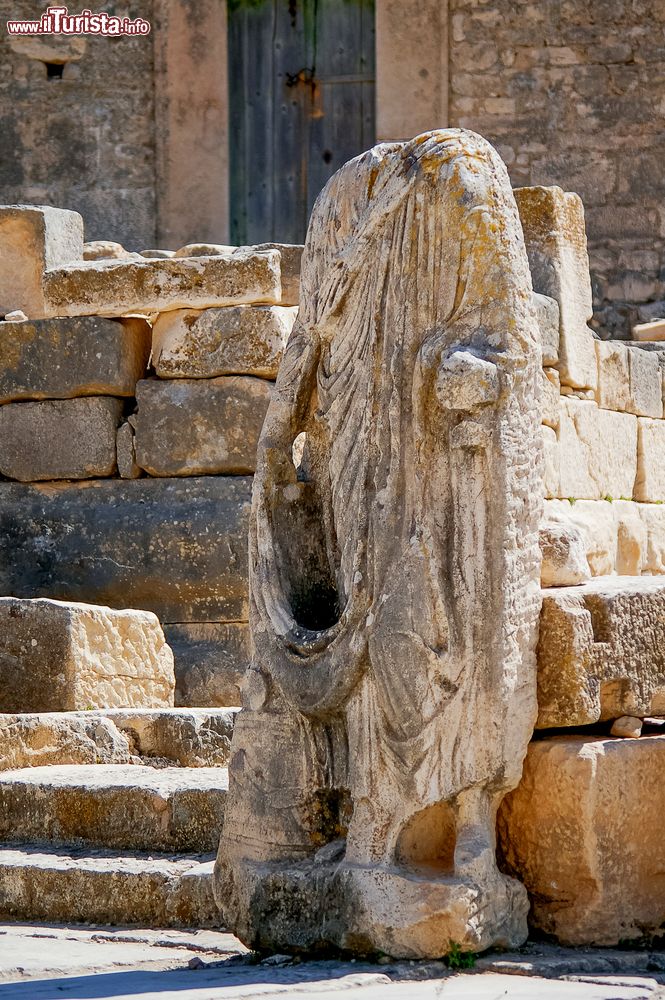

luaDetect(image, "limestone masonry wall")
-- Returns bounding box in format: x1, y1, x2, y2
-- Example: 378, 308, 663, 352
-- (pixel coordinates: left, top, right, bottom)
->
448, 0, 665, 339
0, 204, 302, 708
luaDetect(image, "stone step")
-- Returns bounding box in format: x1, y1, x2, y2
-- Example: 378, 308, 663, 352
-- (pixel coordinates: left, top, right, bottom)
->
0, 764, 228, 852
0, 708, 238, 771
0, 844, 217, 927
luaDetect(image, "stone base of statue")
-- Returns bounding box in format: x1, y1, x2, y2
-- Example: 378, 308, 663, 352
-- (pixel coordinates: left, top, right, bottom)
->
216, 852, 528, 958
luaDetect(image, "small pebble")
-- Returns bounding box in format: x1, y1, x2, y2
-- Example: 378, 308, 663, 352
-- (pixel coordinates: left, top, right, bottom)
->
610, 716, 643, 738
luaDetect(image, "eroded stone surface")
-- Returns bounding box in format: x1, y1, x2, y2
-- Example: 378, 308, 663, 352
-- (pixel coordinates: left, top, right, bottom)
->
166, 623, 249, 708
0, 598, 174, 712
215, 130, 543, 958
43, 249, 282, 318
0, 764, 227, 852
539, 508, 590, 588
557, 399, 637, 500
0, 397, 122, 482
0, 316, 150, 403
152, 305, 297, 379
498, 735, 665, 946
635, 417, 665, 502
134, 377, 271, 476
536, 576, 665, 728
0, 206, 83, 319
515, 186, 597, 391
534, 293, 560, 367
0, 714, 132, 771
0, 477, 251, 622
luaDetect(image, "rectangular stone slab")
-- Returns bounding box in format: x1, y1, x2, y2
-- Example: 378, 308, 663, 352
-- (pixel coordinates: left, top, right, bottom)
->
536, 576, 665, 727
0, 316, 150, 403
152, 305, 297, 379
0, 477, 251, 621
0, 598, 174, 712
0, 846, 218, 927
0, 764, 227, 852
498, 735, 665, 946
0, 707, 237, 770
0, 206, 83, 319
0, 396, 122, 481
515, 186, 597, 390
165, 623, 249, 708
134, 377, 271, 476
42, 250, 281, 318
557, 398, 637, 500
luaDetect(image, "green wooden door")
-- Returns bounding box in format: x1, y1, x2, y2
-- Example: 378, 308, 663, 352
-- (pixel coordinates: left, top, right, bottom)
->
228, 0, 375, 245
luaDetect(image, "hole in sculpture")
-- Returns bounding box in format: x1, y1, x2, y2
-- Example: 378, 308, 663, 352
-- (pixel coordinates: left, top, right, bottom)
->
289, 575, 340, 632
45, 62, 64, 79
395, 800, 457, 874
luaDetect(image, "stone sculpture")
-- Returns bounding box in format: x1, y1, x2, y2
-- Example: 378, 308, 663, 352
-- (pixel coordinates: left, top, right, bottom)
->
214, 129, 543, 958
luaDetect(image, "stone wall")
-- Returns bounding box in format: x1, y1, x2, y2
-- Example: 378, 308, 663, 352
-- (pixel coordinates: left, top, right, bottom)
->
0, 204, 301, 708
0, 0, 157, 248
2, 2, 663, 335
447, 0, 665, 339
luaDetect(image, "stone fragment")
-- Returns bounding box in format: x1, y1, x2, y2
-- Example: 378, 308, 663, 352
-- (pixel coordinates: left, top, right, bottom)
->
0, 714, 132, 771
0, 316, 150, 403
91, 707, 237, 767
42, 249, 281, 318
539, 508, 590, 588
541, 425, 559, 499
594, 340, 629, 411
250, 242, 303, 305
614, 499, 647, 575
173, 243, 235, 257
0, 477, 251, 622
0, 707, 236, 770
534, 292, 560, 367
3, 310, 27, 322
627, 347, 663, 417
216, 131, 542, 957
610, 716, 642, 738
633, 318, 665, 341
134, 377, 271, 476
0, 764, 226, 852
152, 305, 297, 379
83, 241, 133, 261
635, 417, 665, 502
165, 623, 249, 708
595, 339, 662, 417
557, 398, 637, 500
8, 34, 86, 63
0, 206, 83, 319
139, 249, 175, 259
639, 503, 665, 574
0, 396, 122, 482
541, 368, 560, 428
0, 598, 175, 712
116, 421, 142, 479
544, 499, 618, 576
498, 735, 665, 945
515, 186, 597, 390
536, 576, 665, 728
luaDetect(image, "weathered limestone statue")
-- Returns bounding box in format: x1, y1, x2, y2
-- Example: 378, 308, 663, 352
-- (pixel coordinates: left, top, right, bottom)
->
214, 129, 543, 958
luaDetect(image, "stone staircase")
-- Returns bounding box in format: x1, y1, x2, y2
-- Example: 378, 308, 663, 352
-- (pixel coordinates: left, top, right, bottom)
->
0, 708, 234, 927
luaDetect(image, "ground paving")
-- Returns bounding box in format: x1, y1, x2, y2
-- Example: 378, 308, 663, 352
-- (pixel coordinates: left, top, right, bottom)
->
1, 924, 665, 999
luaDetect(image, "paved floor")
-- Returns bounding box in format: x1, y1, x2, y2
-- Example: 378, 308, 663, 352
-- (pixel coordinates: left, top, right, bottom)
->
1, 924, 664, 999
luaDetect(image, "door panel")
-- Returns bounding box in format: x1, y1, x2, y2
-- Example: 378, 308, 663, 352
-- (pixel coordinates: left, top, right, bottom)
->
228, 0, 376, 245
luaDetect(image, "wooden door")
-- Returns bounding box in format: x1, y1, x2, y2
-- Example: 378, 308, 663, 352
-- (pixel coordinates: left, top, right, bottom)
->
228, 0, 376, 245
